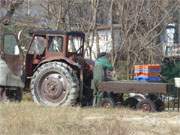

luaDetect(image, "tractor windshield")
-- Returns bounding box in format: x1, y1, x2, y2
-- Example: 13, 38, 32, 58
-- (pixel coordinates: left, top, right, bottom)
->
68, 36, 83, 54
28, 36, 46, 55
48, 36, 63, 52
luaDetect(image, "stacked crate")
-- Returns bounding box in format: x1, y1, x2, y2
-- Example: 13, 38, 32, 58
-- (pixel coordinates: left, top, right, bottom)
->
134, 64, 161, 82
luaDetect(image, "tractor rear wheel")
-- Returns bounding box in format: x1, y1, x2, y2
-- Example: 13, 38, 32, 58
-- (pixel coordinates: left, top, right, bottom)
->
31, 62, 79, 106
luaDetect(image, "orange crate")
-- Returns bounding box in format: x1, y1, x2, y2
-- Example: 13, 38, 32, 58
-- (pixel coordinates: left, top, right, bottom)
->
134, 65, 143, 70
134, 72, 160, 77
134, 64, 161, 73
142, 64, 160, 70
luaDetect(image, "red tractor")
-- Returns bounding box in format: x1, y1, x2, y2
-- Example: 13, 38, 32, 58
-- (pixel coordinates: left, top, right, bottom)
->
0, 1, 93, 105
24, 30, 93, 106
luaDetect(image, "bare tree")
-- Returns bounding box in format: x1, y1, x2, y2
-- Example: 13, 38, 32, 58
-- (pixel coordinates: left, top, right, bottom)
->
40, 0, 78, 30
112, 0, 179, 78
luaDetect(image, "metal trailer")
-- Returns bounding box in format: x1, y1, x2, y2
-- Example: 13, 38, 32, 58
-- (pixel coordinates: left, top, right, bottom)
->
96, 80, 169, 112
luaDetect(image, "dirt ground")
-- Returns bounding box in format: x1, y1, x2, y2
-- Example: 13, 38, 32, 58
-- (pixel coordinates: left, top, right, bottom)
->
0, 102, 180, 135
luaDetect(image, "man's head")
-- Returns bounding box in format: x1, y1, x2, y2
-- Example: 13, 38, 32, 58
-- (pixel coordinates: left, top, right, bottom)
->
97, 52, 111, 59
97, 52, 107, 59
162, 57, 174, 66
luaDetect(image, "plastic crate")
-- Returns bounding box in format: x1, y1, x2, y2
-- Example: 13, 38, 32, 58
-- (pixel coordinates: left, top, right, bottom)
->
134, 64, 161, 73
142, 64, 160, 69
134, 65, 143, 69
134, 76, 161, 82
134, 72, 160, 77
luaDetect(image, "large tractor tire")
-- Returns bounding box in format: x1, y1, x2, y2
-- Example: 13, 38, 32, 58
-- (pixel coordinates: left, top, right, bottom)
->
31, 62, 79, 106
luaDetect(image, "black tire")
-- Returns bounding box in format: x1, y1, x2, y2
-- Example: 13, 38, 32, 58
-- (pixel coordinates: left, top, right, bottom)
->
146, 94, 165, 112
14, 88, 22, 102
123, 97, 139, 109
136, 99, 156, 112
0, 87, 7, 102
154, 99, 165, 112
97, 98, 115, 108
31, 62, 79, 106
0, 87, 22, 102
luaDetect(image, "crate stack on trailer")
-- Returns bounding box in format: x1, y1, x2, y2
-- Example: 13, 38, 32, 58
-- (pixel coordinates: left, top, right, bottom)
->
134, 64, 161, 82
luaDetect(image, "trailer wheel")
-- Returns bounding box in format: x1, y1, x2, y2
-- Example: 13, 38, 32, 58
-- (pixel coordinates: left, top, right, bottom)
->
154, 99, 165, 112
136, 99, 156, 112
98, 98, 115, 108
146, 94, 165, 112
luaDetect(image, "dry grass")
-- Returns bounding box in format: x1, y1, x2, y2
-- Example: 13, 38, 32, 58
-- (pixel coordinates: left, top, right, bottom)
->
0, 102, 180, 135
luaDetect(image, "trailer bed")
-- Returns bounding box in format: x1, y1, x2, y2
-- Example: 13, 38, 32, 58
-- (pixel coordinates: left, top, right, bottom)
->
98, 80, 167, 94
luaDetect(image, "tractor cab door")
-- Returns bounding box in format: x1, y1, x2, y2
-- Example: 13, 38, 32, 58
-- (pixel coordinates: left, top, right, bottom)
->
2, 33, 22, 76
25, 36, 46, 77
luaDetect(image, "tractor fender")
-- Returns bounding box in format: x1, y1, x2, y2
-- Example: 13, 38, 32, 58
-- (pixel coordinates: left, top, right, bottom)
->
33, 57, 81, 73
129, 93, 146, 102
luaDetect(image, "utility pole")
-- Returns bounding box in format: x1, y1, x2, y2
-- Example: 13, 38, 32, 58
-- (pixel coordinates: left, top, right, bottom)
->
27, 0, 30, 16
110, 0, 114, 62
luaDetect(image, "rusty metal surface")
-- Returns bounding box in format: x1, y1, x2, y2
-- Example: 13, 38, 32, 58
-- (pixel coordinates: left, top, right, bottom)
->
98, 80, 167, 94
29, 30, 85, 37
4, 54, 23, 76
26, 31, 85, 77
39, 73, 68, 103
0, 57, 24, 88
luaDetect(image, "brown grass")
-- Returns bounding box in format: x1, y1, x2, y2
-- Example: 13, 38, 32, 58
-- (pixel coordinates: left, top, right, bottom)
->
0, 102, 180, 135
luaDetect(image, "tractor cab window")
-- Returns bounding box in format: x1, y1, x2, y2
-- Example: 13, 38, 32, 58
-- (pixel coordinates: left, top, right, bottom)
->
48, 36, 63, 52
28, 36, 46, 55
68, 36, 83, 54
4, 34, 20, 55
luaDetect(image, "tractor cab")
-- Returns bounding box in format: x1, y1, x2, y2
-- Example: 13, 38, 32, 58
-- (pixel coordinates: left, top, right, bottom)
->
25, 30, 85, 78
24, 30, 91, 106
